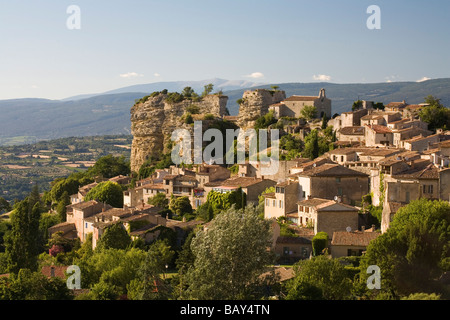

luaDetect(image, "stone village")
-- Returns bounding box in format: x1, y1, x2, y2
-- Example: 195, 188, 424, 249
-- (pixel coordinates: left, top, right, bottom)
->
48, 87, 450, 267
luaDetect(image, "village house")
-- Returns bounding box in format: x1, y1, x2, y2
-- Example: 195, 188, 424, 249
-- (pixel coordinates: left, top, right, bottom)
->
329, 104, 372, 132
263, 180, 299, 220
205, 176, 277, 206
392, 126, 432, 149
274, 236, 313, 264
269, 88, 332, 119
364, 125, 393, 147
330, 230, 380, 258
380, 160, 450, 232
295, 197, 360, 238
336, 126, 365, 145
292, 163, 369, 206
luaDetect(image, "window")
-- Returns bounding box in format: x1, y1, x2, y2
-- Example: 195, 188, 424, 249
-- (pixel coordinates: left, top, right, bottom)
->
336, 177, 341, 183
302, 191, 306, 198
279, 200, 283, 209
423, 185, 434, 194
305, 207, 309, 213
337, 187, 343, 196
266, 199, 269, 206
273, 200, 276, 207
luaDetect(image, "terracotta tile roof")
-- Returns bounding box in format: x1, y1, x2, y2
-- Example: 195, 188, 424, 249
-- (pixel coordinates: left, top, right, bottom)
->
392, 162, 439, 179
163, 174, 178, 180
367, 125, 392, 134
297, 198, 331, 207
331, 231, 380, 247
70, 200, 102, 211
361, 114, 384, 120
338, 126, 365, 136
41, 265, 69, 279
283, 95, 317, 102
215, 177, 267, 188
299, 163, 368, 177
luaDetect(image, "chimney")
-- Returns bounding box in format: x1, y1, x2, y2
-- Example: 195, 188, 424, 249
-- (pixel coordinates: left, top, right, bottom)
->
361, 226, 365, 231
371, 224, 376, 231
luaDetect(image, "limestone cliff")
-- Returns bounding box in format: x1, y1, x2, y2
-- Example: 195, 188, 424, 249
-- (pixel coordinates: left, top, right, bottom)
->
237, 89, 286, 128
130, 93, 228, 172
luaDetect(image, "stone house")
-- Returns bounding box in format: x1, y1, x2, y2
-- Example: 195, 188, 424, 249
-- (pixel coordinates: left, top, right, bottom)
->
294, 163, 369, 206
263, 180, 299, 220
274, 236, 312, 264
269, 88, 331, 119
336, 126, 365, 144
403, 133, 441, 152
360, 111, 402, 127
66, 200, 112, 242
329, 107, 371, 132
204, 176, 276, 206
380, 161, 450, 232
330, 230, 380, 258
237, 160, 303, 182
392, 127, 432, 149
295, 197, 360, 238
364, 125, 393, 147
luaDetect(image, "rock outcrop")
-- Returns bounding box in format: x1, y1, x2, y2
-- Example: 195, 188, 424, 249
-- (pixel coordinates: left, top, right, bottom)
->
130, 93, 228, 172
237, 89, 286, 128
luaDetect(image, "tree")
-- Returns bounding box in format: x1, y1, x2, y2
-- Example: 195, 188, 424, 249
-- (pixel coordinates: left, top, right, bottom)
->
56, 191, 71, 222
88, 155, 130, 179
312, 232, 328, 256
285, 255, 353, 300
303, 129, 320, 160
352, 100, 363, 111
169, 196, 193, 218
184, 205, 276, 300
84, 181, 123, 208
418, 95, 450, 132
0, 268, 72, 300
49, 178, 80, 203
147, 192, 169, 209
202, 83, 214, 97
321, 113, 328, 129
127, 246, 172, 300
96, 223, 131, 252
300, 105, 317, 121
361, 199, 450, 298
4, 198, 42, 273
0, 197, 11, 214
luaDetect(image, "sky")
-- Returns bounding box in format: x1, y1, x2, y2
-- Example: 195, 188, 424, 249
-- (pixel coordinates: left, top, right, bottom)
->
0, 0, 449, 100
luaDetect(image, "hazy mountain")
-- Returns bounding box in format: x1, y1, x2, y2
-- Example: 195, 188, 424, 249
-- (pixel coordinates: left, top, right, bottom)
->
63, 78, 265, 101
1, 78, 450, 145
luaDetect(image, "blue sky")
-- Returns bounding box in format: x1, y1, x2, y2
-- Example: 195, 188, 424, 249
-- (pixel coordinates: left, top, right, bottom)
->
0, 0, 449, 100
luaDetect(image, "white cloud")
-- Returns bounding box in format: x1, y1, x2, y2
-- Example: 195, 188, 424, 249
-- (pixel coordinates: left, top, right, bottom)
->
244, 72, 265, 79
30, 85, 39, 89
313, 74, 331, 81
416, 77, 431, 82
154, 73, 161, 77
119, 72, 144, 78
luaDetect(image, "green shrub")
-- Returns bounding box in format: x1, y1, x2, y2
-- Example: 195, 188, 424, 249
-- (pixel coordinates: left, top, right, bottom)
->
312, 232, 328, 256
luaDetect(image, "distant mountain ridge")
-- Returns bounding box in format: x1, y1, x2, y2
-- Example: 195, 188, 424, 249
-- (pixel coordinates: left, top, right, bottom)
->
1, 78, 450, 145
63, 78, 265, 101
